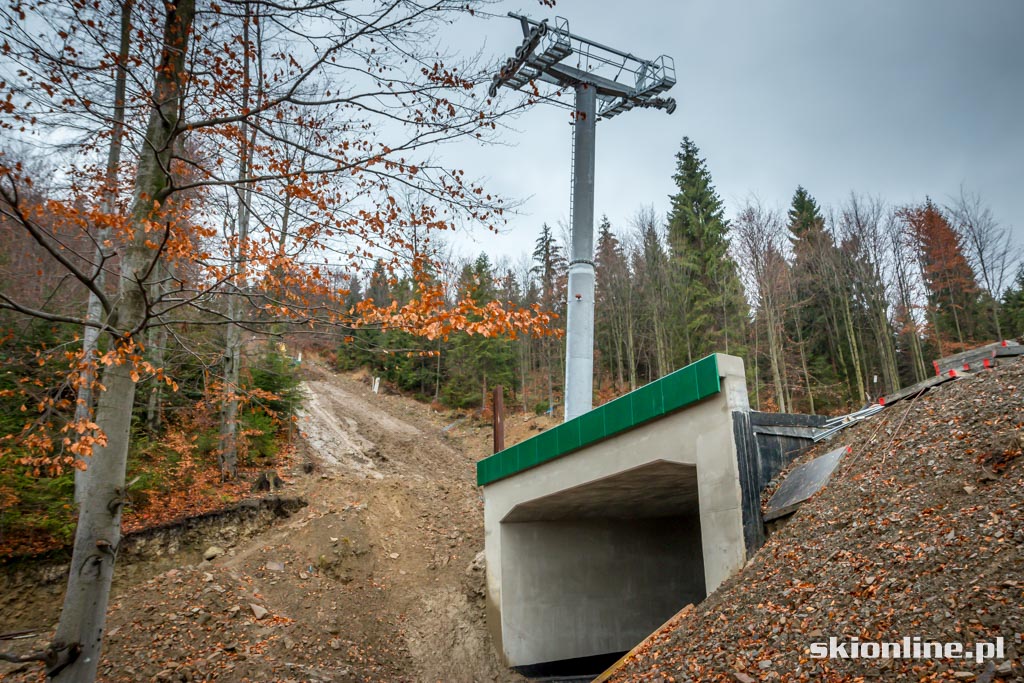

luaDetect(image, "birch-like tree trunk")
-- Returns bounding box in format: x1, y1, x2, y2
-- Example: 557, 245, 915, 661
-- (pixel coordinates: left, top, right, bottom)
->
49, 2, 193, 680
145, 260, 169, 432
73, 0, 132, 506
219, 0, 255, 479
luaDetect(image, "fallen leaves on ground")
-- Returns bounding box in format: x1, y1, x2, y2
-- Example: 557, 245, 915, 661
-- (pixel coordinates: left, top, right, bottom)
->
612, 359, 1023, 683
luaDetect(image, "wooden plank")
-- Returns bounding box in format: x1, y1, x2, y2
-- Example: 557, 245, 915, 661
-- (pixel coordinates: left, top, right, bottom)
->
993, 344, 1024, 358
592, 604, 695, 683
878, 373, 956, 406
932, 341, 1011, 375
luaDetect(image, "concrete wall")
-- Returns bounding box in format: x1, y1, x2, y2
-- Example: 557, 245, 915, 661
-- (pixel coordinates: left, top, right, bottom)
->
483, 354, 750, 668
501, 516, 705, 665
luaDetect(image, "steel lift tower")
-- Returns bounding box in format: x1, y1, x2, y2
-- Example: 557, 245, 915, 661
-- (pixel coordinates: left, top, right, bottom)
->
489, 14, 677, 422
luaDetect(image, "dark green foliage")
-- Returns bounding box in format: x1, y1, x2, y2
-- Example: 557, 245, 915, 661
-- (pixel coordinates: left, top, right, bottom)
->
0, 319, 81, 548
337, 259, 447, 398
123, 431, 183, 510
1000, 267, 1024, 337
329, 147, 1023, 425
442, 254, 516, 408
531, 223, 567, 310
246, 349, 302, 417
531, 226, 566, 410
666, 137, 748, 365
788, 186, 823, 240
785, 186, 852, 411
239, 348, 303, 463
337, 253, 520, 410
0, 468, 76, 546
240, 411, 278, 462
594, 216, 631, 387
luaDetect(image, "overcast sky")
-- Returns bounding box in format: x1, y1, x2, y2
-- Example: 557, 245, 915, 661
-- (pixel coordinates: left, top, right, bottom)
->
442, 0, 1023, 266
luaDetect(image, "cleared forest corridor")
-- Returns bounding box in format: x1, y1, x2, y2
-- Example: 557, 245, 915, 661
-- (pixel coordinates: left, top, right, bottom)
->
1, 363, 520, 682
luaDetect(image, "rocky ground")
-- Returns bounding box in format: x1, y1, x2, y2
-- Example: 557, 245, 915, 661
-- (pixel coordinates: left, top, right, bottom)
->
609, 358, 1024, 682
1, 362, 522, 682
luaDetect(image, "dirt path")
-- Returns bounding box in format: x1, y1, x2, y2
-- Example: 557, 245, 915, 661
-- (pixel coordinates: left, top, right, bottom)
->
1, 363, 521, 682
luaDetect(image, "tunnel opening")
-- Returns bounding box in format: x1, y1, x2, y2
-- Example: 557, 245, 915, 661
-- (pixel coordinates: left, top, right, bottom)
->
513, 651, 625, 681
499, 460, 706, 677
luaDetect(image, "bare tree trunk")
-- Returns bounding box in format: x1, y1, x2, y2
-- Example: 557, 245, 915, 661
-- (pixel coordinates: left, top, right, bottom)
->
220, 0, 255, 479
145, 261, 168, 432
751, 317, 761, 410
791, 304, 815, 414
51, 2, 193, 680
889, 218, 928, 381
437, 340, 444, 403
74, 0, 132, 506
840, 295, 866, 404
545, 339, 554, 413
949, 189, 1018, 339
625, 317, 637, 390
766, 305, 786, 413
518, 338, 528, 412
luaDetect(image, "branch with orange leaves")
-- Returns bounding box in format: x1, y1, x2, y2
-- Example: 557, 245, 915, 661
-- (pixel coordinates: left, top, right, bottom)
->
352, 279, 562, 344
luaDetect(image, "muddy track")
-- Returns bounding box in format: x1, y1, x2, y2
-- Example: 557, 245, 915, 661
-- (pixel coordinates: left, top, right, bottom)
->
1, 363, 520, 682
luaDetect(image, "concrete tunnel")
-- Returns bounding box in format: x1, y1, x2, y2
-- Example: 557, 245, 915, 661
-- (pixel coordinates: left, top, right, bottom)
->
478, 354, 753, 672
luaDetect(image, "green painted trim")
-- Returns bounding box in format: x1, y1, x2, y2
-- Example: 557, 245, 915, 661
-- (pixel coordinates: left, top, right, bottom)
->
476, 354, 721, 486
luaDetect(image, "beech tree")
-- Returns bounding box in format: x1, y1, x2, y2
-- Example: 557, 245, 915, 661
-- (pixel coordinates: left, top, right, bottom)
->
735, 200, 791, 412
0, 0, 555, 679
947, 188, 1020, 339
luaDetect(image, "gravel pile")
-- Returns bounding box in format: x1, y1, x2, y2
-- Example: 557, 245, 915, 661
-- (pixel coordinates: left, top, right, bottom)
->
611, 358, 1024, 683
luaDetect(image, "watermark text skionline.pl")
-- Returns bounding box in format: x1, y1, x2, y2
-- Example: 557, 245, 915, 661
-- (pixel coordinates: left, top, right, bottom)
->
810, 636, 1005, 664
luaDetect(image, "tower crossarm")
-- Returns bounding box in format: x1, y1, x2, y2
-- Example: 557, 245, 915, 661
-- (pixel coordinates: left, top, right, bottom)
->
490, 14, 677, 121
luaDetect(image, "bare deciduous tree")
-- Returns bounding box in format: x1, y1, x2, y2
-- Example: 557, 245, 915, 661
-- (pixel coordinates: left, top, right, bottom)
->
947, 188, 1021, 339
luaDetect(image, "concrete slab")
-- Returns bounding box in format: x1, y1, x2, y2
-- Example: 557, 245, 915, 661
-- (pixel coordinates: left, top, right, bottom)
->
502, 460, 699, 522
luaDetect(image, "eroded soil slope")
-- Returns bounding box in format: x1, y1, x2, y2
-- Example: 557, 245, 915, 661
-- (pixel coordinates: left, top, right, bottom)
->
1, 362, 519, 682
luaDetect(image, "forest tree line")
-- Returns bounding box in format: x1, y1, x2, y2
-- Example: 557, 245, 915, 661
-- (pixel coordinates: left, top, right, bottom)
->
0, 0, 563, 677
339, 137, 1024, 416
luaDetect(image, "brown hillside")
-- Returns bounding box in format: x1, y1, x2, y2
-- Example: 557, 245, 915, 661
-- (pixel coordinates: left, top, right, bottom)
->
610, 359, 1024, 682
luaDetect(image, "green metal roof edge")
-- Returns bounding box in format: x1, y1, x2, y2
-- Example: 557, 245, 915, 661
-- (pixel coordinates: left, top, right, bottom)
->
476, 354, 721, 487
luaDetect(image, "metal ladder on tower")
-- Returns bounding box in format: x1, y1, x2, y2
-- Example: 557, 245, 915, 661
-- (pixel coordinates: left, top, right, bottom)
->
568, 115, 576, 235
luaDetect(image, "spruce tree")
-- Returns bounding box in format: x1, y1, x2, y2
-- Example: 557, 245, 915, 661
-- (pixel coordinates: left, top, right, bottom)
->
666, 137, 748, 365
531, 223, 567, 312
1000, 267, 1024, 337
594, 216, 630, 388
786, 186, 837, 411
443, 254, 516, 408
788, 186, 824, 241
530, 223, 567, 411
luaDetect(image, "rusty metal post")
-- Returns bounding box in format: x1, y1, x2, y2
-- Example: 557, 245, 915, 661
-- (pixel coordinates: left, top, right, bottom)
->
493, 385, 505, 454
